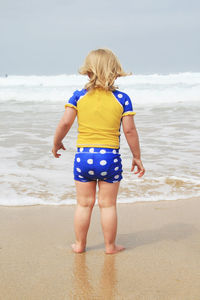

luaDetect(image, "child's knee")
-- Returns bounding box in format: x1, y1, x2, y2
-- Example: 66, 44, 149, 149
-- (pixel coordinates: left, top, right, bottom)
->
98, 197, 116, 208
78, 197, 95, 208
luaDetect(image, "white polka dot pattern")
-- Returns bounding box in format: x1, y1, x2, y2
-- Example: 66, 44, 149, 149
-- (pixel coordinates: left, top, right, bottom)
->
87, 159, 93, 164
100, 149, 106, 154
88, 170, 94, 175
74, 147, 122, 182
100, 160, 107, 166
101, 171, 107, 176
125, 101, 129, 105
118, 93, 123, 98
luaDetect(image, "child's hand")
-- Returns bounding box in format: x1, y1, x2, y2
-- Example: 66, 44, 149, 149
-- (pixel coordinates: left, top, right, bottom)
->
52, 143, 66, 158
131, 158, 145, 177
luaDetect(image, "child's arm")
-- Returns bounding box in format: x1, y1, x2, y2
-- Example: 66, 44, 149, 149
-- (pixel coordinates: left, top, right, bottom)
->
122, 115, 145, 177
52, 107, 76, 158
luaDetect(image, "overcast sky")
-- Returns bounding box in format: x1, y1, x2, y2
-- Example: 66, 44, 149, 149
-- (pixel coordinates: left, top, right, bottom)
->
0, 0, 200, 75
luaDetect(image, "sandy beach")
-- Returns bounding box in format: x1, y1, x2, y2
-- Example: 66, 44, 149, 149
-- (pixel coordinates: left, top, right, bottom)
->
1, 197, 200, 300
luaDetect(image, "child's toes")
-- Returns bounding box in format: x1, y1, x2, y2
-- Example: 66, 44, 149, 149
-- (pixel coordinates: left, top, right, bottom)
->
105, 244, 125, 254
115, 245, 125, 252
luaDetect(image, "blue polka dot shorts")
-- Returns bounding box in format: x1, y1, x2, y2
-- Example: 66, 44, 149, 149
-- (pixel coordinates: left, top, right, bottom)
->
74, 147, 123, 183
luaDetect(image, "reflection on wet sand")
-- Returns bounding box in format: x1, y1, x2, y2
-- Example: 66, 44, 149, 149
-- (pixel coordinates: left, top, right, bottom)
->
69, 253, 119, 299
98, 255, 119, 299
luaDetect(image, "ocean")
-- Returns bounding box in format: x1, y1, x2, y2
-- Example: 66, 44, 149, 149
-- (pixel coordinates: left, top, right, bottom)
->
0, 73, 199, 206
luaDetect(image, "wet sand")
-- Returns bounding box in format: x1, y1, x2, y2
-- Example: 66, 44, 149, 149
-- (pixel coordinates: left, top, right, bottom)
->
1, 197, 200, 300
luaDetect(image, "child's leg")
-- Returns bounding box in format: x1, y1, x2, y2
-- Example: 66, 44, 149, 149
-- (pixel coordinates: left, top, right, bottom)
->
72, 180, 96, 253
98, 181, 125, 254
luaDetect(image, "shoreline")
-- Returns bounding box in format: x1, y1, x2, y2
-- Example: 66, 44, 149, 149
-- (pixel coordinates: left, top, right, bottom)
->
1, 195, 200, 208
1, 197, 200, 299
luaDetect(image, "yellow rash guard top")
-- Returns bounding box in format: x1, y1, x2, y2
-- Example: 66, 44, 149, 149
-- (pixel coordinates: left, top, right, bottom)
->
65, 88, 136, 149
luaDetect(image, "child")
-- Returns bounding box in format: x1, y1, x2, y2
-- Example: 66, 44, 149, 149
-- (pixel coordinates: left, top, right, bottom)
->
52, 49, 145, 254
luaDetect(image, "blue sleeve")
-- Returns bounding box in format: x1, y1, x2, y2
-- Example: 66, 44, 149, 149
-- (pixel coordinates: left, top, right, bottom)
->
112, 90, 136, 116
122, 93, 136, 117
65, 89, 87, 110
65, 90, 79, 110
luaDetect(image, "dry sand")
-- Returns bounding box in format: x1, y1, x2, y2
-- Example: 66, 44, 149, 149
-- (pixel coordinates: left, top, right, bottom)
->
1, 197, 200, 300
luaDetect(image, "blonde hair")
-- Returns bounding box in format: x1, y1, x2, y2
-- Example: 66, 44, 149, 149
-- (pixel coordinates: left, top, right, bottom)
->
79, 48, 131, 91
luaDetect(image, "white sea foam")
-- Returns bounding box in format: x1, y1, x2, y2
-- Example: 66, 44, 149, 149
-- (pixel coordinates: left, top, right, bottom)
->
1, 72, 200, 87
1, 174, 199, 207
0, 72, 199, 103
0, 74, 87, 87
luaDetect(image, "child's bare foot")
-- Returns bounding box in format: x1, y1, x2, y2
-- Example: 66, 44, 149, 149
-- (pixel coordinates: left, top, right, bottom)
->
71, 243, 85, 253
105, 244, 125, 254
